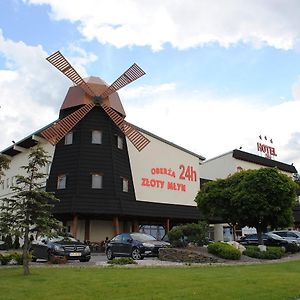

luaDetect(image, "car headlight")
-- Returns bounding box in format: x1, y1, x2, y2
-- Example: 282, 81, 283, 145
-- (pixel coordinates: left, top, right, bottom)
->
142, 243, 155, 248
54, 245, 64, 251
84, 246, 90, 252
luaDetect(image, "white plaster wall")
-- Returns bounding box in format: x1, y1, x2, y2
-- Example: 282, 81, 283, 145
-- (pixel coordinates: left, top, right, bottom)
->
0, 141, 55, 199
233, 159, 293, 177
199, 151, 236, 180
127, 133, 201, 206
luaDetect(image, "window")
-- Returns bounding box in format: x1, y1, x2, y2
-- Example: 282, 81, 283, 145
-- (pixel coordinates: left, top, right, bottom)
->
92, 173, 103, 189
57, 175, 66, 189
121, 177, 129, 192
116, 135, 123, 150
92, 130, 102, 144
6, 178, 9, 188
65, 132, 73, 145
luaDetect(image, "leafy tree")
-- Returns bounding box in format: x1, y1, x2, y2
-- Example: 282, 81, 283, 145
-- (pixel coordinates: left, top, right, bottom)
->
195, 174, 243, 240
236, 168, 297, 244
0, 154, 10, 183
196, 168, 297, 244
0, 145, 61, 275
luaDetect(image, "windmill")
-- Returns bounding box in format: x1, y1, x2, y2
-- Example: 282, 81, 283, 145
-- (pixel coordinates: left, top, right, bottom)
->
41, 51, 150, 151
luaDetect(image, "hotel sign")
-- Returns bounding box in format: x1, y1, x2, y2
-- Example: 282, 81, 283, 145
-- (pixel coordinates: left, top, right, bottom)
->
257, 142, 277, 159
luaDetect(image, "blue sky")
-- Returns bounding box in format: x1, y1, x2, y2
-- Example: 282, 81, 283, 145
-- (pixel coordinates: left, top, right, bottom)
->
0, 0, 300, 169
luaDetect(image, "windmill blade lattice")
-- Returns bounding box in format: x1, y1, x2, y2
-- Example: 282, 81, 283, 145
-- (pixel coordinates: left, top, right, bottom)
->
101, 104, 150, 151
47, 51, 96, 97
100, 63, 145, 99
41, 103, 95, 145
123, 121, 150, 152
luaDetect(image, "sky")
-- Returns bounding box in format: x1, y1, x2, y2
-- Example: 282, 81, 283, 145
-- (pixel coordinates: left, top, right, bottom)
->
0, 0, 300, 170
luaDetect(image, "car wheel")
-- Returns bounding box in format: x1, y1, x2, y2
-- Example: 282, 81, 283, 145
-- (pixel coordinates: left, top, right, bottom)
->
106, 248, 114, 260
131, 248, 142, 260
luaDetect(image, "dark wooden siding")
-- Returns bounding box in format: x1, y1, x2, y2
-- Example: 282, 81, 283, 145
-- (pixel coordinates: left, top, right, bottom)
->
47, 105, 136, 215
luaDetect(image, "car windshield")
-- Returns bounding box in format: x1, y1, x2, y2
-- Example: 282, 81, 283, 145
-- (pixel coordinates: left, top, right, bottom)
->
130, 233, 156, 242
50, 236, 78, 243
266, 233, 284, 240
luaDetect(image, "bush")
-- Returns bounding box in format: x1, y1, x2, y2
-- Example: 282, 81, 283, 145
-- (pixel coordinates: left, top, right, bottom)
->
243, 246, 285, 259
285, 243, 299, 254
0, 252, 31, 265
10, 252, 24, 265
107, 257, 137, 265
48, 255, 67, 264
0, 253, 11, 265
207, 242, 241, 260
168, 222, 209, 248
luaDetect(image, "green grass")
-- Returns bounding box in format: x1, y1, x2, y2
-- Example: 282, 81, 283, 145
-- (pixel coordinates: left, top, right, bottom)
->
1, 262, 300, 300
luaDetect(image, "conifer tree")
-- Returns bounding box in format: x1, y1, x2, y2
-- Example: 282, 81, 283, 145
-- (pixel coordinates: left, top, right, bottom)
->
0, 145, 61, 275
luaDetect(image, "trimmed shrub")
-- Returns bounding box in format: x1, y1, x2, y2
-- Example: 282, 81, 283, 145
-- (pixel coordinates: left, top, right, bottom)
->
107, 257, 137, 265
168, 222, 209, 248
0, 253, 11, 265
207, 242, 241, 260
10, 252, 24, 265
285, 242, 299, 254
0, 252, 31, 265
168, 227, 185, 248
244, 246, 285, 259
48, 255, 67, 264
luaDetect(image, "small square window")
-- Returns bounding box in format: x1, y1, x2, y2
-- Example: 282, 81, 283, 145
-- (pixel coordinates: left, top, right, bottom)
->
92, 173, 103, 189
92, 130, 102, 144
121, 177, 129, 192
57, 175, 66, 189
65, 132, 73, 145
116, 136, 123, 150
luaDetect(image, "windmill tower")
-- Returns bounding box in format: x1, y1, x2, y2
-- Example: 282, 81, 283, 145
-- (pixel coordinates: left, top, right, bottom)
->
42, 52, 149, 237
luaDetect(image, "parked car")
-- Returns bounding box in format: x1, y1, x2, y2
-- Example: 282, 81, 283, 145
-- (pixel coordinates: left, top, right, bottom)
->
106, 232, 170, 260
238, 232, 292, 249
270, 230, 300, 246
31, 236, 91, 262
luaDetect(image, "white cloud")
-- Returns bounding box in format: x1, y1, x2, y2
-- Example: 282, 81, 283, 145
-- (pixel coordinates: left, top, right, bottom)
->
25, 0, 300, 51
0, 30, 95, 150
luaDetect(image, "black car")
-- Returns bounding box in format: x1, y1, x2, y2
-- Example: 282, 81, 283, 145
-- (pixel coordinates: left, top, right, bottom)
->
106, 232, 170, 260
31, 236, 91, 262
238, 232, 291, 249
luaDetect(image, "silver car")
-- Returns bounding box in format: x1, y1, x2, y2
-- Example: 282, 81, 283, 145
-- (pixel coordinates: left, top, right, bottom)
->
270, 230, 300, 246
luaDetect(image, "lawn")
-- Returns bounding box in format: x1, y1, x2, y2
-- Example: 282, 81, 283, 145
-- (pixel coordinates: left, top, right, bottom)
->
1, 262, 300, 300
